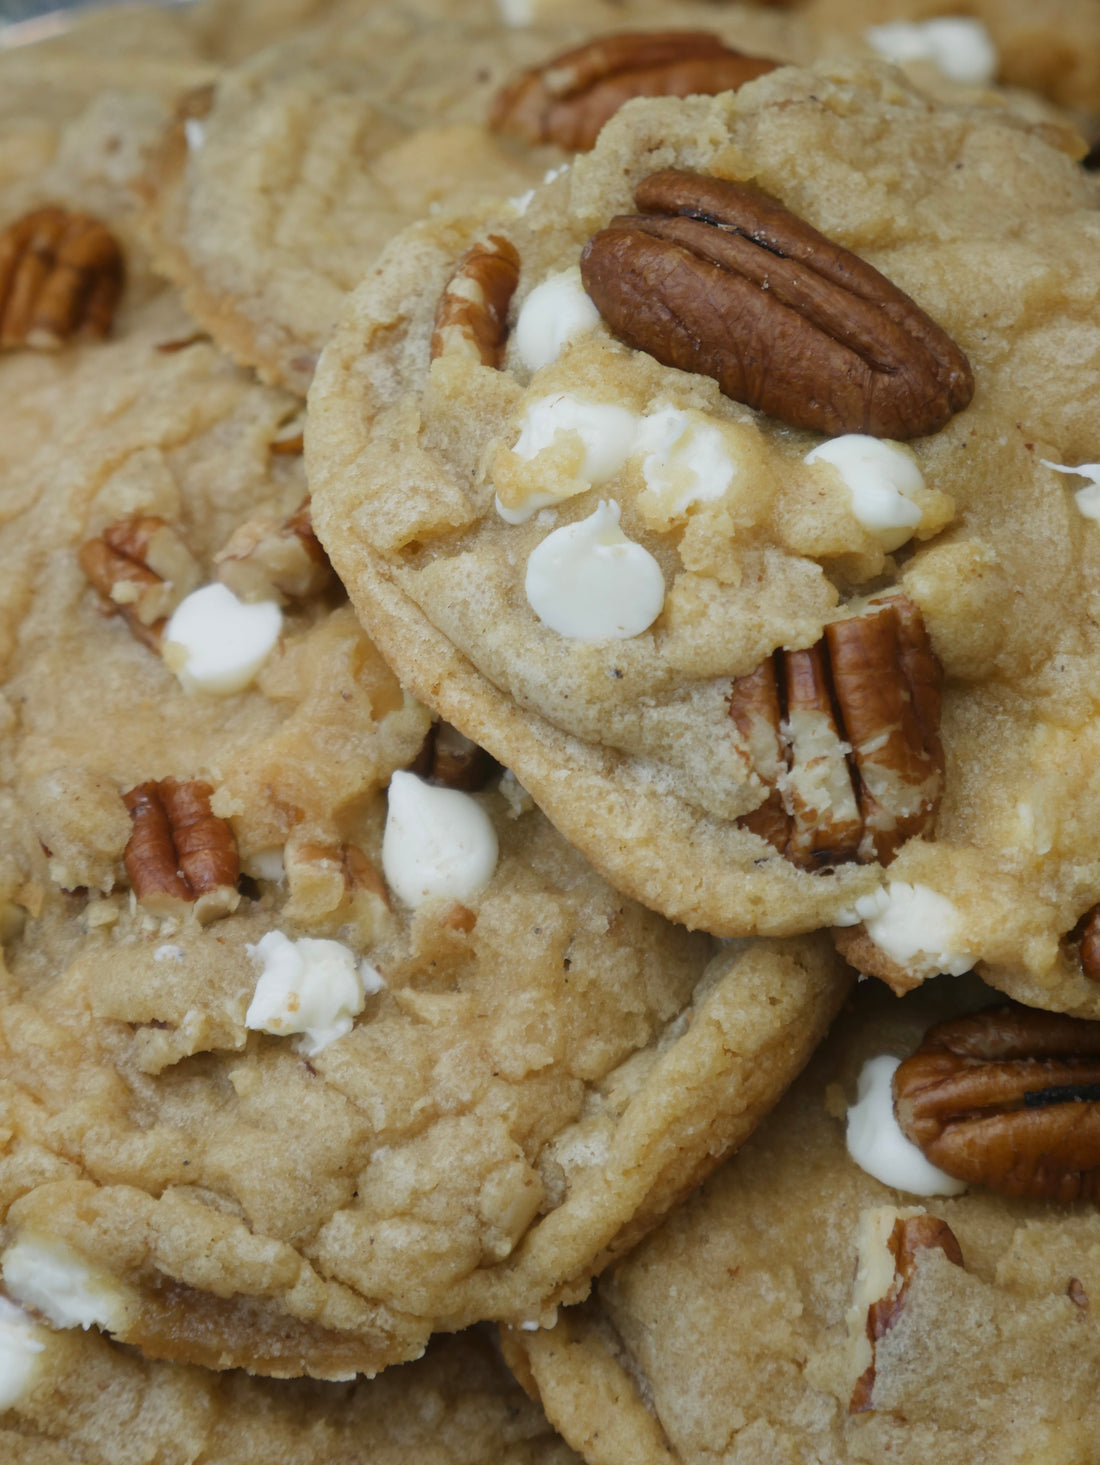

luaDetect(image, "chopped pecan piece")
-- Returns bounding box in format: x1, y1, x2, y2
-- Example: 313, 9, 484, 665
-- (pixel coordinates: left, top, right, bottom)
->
729, 593, 942, 869
284, 837, 393, 945
849, 1209, 964, 1413
430, 235, 520, 368
123, 778, 239, 922
1072, 903, 1100, 982
214, 499, 337, 604
79, 517, 200, 649
580, 170, 973, 439
490, 32, 778, 152
892, 1005, 1100, 1201
0, 206, 124, 349
410, 721, 499, 792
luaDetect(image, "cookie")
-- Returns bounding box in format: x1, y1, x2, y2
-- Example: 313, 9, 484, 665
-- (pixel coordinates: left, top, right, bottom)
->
138, 0, 819, 394
504, 974, 1100, 1464
0, 1309, 577, 1464
0, 255, 850, 1378
306, 57, 1100, 1015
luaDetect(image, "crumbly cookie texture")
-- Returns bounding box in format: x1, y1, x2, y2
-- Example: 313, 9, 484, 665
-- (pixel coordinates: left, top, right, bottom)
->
505, 976, 1100, 1465
0, 1315, 579, 1465
307, 58, 1100, 1012
0, 272, 849, 1376
137, 0, 820, 394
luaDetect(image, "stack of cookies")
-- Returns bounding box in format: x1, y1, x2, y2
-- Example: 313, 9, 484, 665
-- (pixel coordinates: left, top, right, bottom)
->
1, 0, 1099, 1459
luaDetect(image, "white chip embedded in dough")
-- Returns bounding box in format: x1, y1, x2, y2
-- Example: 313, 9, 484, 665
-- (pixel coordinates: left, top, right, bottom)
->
525, 499, 665, 642
163, 582, 282, 695
846, 1054, 968, 1195
382, 772, 499, 908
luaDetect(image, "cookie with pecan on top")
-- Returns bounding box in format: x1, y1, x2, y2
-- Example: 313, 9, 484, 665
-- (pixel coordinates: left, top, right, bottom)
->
307, 57, 1100, 1015
504, 974, 1100, 1465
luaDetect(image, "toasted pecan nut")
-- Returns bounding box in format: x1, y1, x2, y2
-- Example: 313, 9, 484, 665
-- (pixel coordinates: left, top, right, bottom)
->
892, 1005, 1100, 1201
729, 593, 943, 869
580, 170, 973, 439
410, 721, 499, 792
430, 235, 520, 368
1074, 904, 1100, 982
123, 778, 239, 921
214, 498, 337, 603
0, 206, 124, 350
79, 516, 200, 649
490, 32, 778, 152
850, 1211, 964, 1413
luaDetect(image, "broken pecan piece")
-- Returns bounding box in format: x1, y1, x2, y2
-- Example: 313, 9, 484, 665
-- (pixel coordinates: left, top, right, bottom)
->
430, 235, 520, 368
214, 499, 337, 604
580, 170, 973, 439
410, 721, 499, 792
0, 206, 124, 349
729, 593, 943, 869
893, 1005, 1100, 1201
123, 778, 239, 922
1072, 903, 1100, 983
490, 32, 778, 152
79, 517, 200, 649
849, 1209, 964, 1413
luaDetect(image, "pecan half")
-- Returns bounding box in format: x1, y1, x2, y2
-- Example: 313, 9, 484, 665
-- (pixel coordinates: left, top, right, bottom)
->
430, 236, 520, 368
214, 499, 337, 604
850, 1209, 964, 1413
490, 32, 778, 152
580, 170, 973, 439
893, 1005, 1100, 1201
410, 721, 499, 792
1071, 904, 1100, 983
0, 207, 124, 349
729, 593, 943, 869
79, 517, 200, 649
123, 778, 239, 922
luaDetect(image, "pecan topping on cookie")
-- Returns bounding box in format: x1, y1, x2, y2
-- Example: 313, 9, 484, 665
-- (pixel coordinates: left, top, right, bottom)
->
215, 499, 337, 603
490, 32, 778, 152
580, 170, 973, 439
729, 593, 943, 869
892, 1005, 1100, 1201
0, 206, 124, 349
430, 236, 520, 368
410, 721, 499, 792
1073, 904, 1100, 983
850, 1211, 964, 1413
80, 517, 201, 649
123, 778, 239, 921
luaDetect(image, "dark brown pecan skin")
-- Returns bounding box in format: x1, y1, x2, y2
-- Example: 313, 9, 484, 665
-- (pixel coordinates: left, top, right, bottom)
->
490, 32, 778, 152
580, 170, 973, 440
893, 1005, 1100, 1202
1075, 904, 1100, 982
430, 235, 520, 368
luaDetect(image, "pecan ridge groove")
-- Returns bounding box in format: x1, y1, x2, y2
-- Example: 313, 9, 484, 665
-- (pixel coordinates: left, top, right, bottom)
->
0, 206, 124, 349
580, 170, 973, 439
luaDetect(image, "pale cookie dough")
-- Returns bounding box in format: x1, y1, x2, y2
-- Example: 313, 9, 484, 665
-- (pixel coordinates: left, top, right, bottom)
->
0, 1310, 578, 1465
138, 0, 820, 394
505, 975, 1100, 1465
0, 274, 849, 1378
307, 59, 1100, 1014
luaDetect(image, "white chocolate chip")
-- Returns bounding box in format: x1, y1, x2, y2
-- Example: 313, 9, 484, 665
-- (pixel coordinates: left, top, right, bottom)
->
496, 394, 637, 523
525, 499, 665, 642
514, 268, 600, 373
851, 882, 974, 978
846, 1055, 968, 1195
2, 1235, 137, 1332
865, 17, 997, 86
0, 1297, 47, 1409
382, 772, 499, 908
1040, 458, 1100, 523
245, 931, 383, 1056
636, 405, 736, 517
183, 117, 205, 150
162, 583, 282, 695
806, 435, 924, 550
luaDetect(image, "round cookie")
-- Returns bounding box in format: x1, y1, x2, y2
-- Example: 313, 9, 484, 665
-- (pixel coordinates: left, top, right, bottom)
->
0, 1310, 578, 1465
138, 0, 819, 394
307, 58, 1100, 1014
0, 281, 849, 1378
504, 974, 1100, 1465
